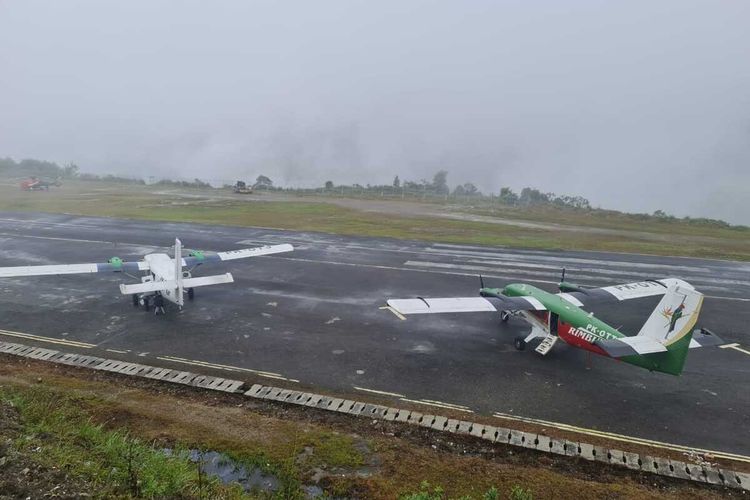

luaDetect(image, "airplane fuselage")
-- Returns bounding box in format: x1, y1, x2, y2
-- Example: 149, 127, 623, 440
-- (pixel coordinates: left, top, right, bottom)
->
142, 253, 182, 305
488, 284, 685, 374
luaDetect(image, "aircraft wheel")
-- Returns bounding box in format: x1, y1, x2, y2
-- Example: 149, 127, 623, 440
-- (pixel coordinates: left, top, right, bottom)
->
187, 287, 195, 300
501, 311, 511, 322
142, 296, 151, 312
514, 336, 526, 351
132, 294, 139, 307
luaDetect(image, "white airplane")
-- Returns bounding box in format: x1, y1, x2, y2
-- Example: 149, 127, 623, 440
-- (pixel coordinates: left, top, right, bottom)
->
0, 238, 293, 314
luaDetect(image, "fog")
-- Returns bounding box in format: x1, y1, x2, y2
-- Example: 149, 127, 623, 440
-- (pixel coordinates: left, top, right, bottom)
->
1, 1, 749, 223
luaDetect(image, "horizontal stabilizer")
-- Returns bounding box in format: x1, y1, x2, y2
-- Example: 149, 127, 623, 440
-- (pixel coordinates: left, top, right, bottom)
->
597, 336, 668, 357
119, 280, 175, 295
387, 297, 497, 315
182, 273, 234, 288
689, 328, 724, 349
119, 273, 234, 295
596, 310, 714, 359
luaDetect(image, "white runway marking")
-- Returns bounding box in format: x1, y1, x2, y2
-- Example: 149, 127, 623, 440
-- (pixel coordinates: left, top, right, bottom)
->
268, 256, 750, 302
0, 329, 95, 349
379, 306, 406, 320
399, 397, 474, 413
354, 386, 405, 398
0, 232, 113, 245
242, 237, 744, 279
157, 355, 299, 383
492, 411, 750, 463
427, 246, 718, 273
405, 260, 746, 290
719, 343, 750, 356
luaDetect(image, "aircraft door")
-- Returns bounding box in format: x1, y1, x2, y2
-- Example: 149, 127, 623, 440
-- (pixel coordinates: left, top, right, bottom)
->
549, 312, 559, 335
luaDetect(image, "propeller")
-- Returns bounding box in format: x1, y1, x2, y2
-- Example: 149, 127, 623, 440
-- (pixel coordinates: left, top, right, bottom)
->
560, 267, 566, 283
479, 274, 485, 288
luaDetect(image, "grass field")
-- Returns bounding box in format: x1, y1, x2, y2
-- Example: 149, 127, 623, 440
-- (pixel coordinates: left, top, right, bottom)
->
1, 180, 748, 261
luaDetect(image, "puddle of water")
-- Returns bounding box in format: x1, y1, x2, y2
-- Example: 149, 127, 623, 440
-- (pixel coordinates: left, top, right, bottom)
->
164, 448, 344, 498
303, 485, 325, 497
163, 448, 279, 493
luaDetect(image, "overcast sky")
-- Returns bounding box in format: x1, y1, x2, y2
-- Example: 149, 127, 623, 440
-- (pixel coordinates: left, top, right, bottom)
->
1, 1, 749, 223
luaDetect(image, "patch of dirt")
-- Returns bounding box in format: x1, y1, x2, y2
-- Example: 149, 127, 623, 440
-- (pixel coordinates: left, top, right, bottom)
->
0, 400, 91, 499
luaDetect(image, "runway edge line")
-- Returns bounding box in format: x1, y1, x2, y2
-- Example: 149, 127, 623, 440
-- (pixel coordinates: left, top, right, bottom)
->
0, 340, 747, 491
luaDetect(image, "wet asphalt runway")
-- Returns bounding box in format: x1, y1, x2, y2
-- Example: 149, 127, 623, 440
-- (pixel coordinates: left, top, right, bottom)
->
0, 212, 748, 454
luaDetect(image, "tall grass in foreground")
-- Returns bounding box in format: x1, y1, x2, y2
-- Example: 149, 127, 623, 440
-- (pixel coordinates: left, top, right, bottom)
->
1, 385, 250, 498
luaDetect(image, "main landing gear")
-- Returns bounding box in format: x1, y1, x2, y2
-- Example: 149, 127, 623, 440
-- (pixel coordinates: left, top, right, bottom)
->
500, 310, 511, 322
187, 287, 195, 300
514, 336, 527, 351
134, 295, 153, 312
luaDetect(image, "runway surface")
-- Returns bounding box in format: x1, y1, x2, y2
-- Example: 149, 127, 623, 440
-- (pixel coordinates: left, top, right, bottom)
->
0, 212, 748, 455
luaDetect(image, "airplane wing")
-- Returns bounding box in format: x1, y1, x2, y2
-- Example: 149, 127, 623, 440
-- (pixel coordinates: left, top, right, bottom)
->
387, 295, 546, 315
182, 244, 293, 267
0, 260, 149, 278
557, 278, 694, 307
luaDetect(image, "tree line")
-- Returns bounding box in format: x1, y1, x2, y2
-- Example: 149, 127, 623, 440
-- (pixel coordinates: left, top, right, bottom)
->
320, 169, 592, 209
1, 156, 742, 228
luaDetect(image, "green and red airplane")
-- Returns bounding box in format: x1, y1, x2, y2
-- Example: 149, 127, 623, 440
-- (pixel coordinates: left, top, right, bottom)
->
385, 274, 723, 375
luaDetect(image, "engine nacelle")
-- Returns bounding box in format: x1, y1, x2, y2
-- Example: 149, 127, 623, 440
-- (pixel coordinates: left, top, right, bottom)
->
558, 281, 585, 293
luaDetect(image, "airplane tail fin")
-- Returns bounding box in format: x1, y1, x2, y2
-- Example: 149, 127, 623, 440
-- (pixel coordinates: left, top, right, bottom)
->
636, 283, 703, 375
174, 238, 184, 307
637, 283, 702, 343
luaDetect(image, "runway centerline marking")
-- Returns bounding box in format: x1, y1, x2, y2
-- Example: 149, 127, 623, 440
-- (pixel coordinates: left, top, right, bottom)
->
156, 355, 299, 383
719, 343, 750, 356
353, 386, 405, 398
492, 412, 750, 463
0, 329, 95, 349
